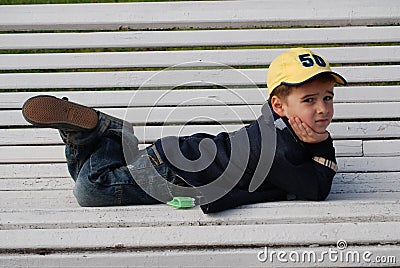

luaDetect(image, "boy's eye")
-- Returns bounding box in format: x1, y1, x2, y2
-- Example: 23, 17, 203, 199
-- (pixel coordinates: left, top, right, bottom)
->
324, 96, 333, 101
303, 98, 313, 103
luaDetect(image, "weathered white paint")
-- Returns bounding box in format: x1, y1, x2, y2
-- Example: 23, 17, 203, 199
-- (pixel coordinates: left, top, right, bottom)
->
0, 66, 399, 90
0, 142, 365, 163
0, 177, 73, 191
0, 163, 70, 179
2, 171, 399, 193
1, 1, 398, 31
1, 221, 399, 250
363, 140, 400, 157
2, 46, 399, 70
1, 161, 398, 183
5, 123, 398, 146
337, 157, 400, 172
1, 27, 399, 50
1, 86, 400, 109
1, 246, 399, 268
2, 189, 398, 211
1, 198, 398, 230
0, 1, 399, 264
2, 102, 400, 127
0, 190, 78, 210
328, 121, 400, 139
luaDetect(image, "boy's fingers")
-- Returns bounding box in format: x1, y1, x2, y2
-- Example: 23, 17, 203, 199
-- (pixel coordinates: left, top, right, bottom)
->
301, 122, 314, 136
289, 118, 298, 130
292, 118, 311, 141
291, 118, 302, 133
288, 117, 329, 143
295, 118, 308, 135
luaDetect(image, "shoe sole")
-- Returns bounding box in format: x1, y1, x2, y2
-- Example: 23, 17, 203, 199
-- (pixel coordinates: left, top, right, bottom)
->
22, 95, 98, 131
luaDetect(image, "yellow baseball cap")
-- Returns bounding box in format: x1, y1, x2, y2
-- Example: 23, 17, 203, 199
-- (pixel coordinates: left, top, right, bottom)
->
267, 48, 347, 95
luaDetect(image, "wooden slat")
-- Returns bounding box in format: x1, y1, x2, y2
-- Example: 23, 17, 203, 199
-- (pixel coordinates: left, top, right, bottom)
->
0, 1, 398, 31
0, 246, 399, 268
3, 162, 399, 181
0, 163, 69, 179
2, 171, 398, 193
334, 86, 400, 103
338, 157, 400, 172
5, 106, 250, 127
335, 172, 400, 184
0, 129, 63, 146
328, 121, 400, 139
1, 222, 399, 250
364, 140, 400, 157
0, 178, 74, 191
2, 46, 399, 70
0, 66, 398, 90
128, 121, 397, 142
0, 190, 78, 210
0, 140, 362, 164
3, 101, 400, 128
0, 143, 151, 164
0, 88, 269, 109
1, 86, 399, 110
0, 146, 66, 163
2, 149, 400, 173
0, 69, 262, 89
333, 102, 400, 120
0, 126, 247, 146
0, 199, 399, 230
4, 121, 399, 146
1, 26, 399, 50
1, 189, 398, 211
334, 140, 362, 157
2, 106, 261, 127
332, 172, 400, 194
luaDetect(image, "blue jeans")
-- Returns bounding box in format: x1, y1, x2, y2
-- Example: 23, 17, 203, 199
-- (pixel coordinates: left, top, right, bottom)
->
61, 112, 188, 207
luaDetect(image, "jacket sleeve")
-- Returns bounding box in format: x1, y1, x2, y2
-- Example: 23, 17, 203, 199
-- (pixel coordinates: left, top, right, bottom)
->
200, 132, 338, 213
199, 185, 288, 214
267, 135, 337, 202
268, 159, 336, 201
302, 134, 336, 163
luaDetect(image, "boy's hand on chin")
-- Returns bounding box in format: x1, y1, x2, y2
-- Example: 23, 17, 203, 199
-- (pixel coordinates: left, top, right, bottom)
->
288, 117, 329, 143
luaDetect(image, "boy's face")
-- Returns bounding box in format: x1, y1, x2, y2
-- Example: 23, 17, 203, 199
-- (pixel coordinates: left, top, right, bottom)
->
272, 79, 335, 134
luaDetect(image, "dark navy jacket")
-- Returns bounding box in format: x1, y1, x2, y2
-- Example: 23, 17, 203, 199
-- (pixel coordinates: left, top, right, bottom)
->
154, 104, 336, 213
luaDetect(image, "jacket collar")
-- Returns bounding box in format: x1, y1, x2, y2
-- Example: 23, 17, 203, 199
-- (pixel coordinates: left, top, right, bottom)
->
267, 102, 300, 143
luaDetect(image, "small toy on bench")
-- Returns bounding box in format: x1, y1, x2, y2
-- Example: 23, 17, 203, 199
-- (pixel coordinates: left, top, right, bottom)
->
167, 197, 196, 209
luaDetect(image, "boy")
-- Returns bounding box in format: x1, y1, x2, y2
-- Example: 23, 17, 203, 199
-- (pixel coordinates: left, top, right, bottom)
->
22, 48, 346, 213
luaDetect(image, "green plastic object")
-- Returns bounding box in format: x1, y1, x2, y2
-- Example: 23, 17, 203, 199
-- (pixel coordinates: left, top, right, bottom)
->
167, 197, 196, 209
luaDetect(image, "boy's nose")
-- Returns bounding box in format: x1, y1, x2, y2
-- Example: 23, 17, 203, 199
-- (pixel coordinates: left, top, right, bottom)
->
316, 102, 328, 114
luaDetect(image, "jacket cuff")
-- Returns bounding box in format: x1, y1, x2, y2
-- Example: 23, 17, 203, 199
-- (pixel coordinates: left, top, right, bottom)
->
312, 156, 338, 172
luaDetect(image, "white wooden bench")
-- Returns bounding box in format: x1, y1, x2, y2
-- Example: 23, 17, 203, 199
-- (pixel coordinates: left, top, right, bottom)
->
1, 1, 399, 267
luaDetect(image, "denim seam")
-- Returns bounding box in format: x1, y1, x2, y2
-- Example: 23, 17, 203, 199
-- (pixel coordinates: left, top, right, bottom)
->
117, 185, 123, 205
144, 153, 160, 167
150, 145, 164, 164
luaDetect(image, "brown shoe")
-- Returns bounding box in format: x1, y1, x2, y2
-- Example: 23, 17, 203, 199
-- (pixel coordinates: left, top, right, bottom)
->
22, 95, 98, 131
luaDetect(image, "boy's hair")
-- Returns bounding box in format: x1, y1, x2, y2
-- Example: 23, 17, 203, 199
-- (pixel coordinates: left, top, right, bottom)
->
267, 72, 335, 104
268, 84, 291, 104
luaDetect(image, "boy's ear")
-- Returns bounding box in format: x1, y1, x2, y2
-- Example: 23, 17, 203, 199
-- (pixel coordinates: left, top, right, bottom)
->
270, 96, 286, 117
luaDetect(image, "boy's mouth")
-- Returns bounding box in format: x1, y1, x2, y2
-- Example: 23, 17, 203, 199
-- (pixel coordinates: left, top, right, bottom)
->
315, 119, 329, 124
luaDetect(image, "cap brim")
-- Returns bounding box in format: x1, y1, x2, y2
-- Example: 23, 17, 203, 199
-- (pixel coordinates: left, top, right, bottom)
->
330, 72, 347, 86
282, 71, 347, 87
